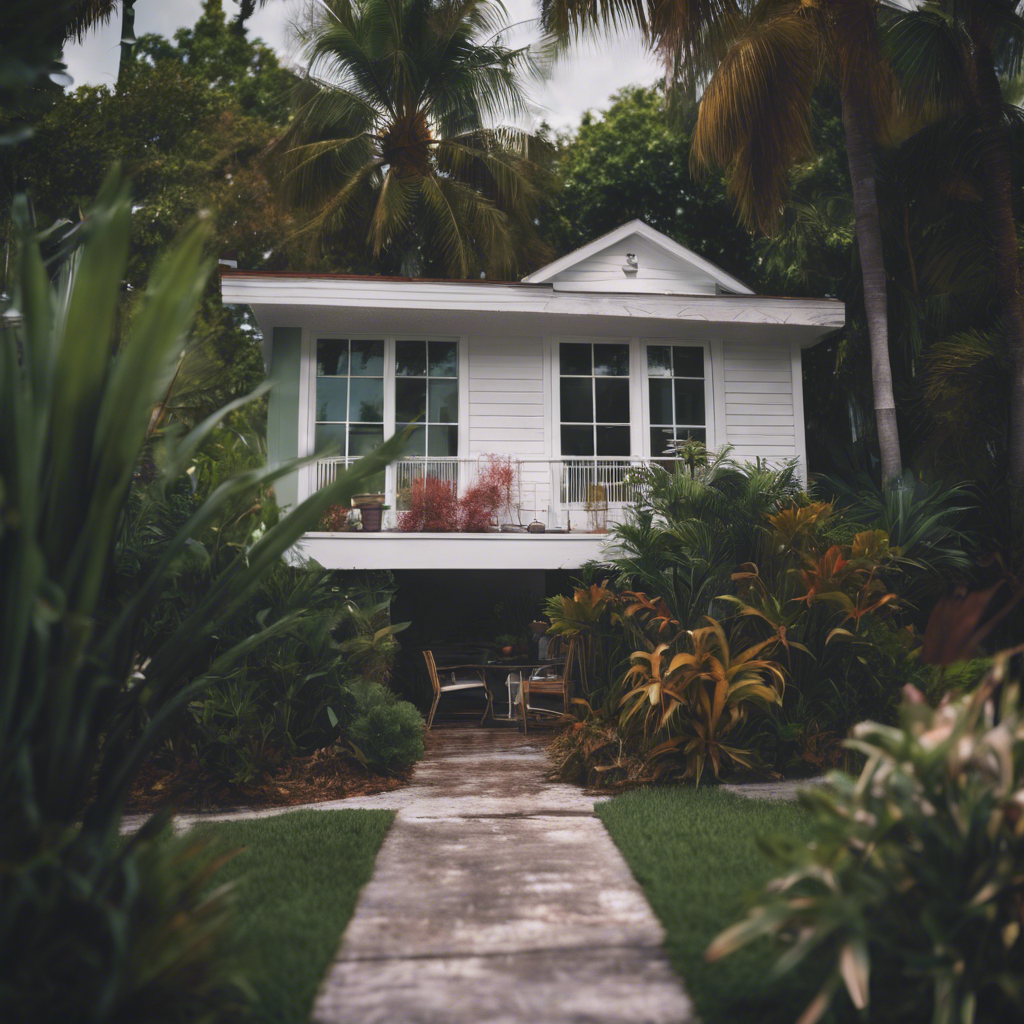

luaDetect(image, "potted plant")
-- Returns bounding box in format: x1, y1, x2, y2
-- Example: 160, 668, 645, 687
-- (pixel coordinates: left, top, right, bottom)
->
353, 493, 386, 532
585, 483, 608, 533
495, 632, 518, 657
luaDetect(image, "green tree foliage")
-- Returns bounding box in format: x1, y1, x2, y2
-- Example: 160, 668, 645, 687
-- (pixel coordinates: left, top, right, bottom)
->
544, 85, 763, 287
274, 0, 551, 278
2, 1, 311, 419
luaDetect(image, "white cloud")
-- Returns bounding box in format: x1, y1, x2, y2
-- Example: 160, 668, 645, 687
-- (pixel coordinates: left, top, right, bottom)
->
61, 0, 660, 128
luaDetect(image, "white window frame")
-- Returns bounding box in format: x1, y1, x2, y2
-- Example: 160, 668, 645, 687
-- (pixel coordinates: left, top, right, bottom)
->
639, 339, 716, 457
300, 333, 466, 503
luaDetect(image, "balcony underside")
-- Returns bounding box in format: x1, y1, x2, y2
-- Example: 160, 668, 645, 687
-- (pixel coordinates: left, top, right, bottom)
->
295, 531, 614, 570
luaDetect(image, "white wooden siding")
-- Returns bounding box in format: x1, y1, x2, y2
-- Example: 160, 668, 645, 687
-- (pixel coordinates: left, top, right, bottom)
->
548, 236, 719, 294
722, 342, 801, 463
468, 337, 552, 519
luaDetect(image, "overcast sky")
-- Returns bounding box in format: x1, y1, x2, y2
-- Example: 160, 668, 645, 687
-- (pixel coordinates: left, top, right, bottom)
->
61, 0, 662, 130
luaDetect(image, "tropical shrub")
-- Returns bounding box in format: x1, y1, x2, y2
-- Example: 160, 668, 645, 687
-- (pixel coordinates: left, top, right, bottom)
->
348, 682, 425, 772
708, 652, 1024, 1024
619, 617, 786, 784
0, 178, 405, 1019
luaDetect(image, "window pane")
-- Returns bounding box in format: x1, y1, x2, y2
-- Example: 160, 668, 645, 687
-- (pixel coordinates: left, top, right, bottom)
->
647, 346, 672, 377
594, 343, 629, 377
595, 378, 629, 423
650, 427, 675, 457
395, 378, 426, 422
350, 377, 384, 422
314, 423, 347, 454
429, 340, 458, 377
649, 379, 673, 424
349, 424, 384, 456
561, 424, 594, 456
317, 339, 347, 377
560, 343, 592, 376
428, 379, 458, 423
427, 424, 459, 456
396, 424, 426, 456
673, 346, 704, 378
674, 379, 705, 425
316, 377, 347, 422
395, 340, 426, 377
677, 427, 707, 445
350, 339, 384, 375
560, 377, 593, 422
596, 425, 630, 456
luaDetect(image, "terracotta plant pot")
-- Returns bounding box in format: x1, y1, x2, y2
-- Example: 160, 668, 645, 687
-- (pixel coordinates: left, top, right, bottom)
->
501, 645, 514, 657
359, 504, 384, 532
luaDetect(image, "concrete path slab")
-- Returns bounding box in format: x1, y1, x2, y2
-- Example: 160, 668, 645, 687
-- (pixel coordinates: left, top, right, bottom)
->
309, 728, 697, 1024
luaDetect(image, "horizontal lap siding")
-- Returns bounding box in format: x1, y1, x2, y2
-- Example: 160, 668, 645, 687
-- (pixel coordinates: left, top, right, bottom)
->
722, 342, 799, 464
467, 337, 551, 516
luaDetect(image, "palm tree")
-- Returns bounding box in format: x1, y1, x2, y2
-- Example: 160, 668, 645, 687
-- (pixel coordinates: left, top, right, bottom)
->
884, 0, 1024, 486
274, 0, 549, 278
542, 0, 905, 484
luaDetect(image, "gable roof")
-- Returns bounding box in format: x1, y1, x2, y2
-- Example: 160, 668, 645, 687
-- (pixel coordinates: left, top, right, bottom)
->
521, 219, 754, 295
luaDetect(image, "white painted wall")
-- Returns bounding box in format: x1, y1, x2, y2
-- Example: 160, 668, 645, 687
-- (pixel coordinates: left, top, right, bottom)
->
467, 337, 552, 521
547, 235, 719, 294
721, 340, 801, 464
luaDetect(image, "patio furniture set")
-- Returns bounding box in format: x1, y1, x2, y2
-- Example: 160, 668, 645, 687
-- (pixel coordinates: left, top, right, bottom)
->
422, 639, 578, 732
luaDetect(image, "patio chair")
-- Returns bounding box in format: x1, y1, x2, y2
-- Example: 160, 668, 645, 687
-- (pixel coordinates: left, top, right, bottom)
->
423, 650, 494, 730
519, 637, 578, 735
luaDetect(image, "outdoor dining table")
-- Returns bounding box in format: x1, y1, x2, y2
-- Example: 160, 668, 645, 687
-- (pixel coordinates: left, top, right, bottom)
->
436, 660, 565, 722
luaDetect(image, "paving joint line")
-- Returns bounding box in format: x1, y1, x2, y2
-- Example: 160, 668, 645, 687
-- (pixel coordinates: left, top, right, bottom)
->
336, 941, 669, 965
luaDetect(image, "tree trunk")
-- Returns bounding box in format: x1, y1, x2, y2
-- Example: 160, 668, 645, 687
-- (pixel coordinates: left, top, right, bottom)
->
839, 80, 902, 485
116, 1, 136, 88
967, 31, 1024, 487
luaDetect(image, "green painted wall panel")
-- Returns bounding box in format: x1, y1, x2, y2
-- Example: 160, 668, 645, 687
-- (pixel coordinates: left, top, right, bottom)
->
267, 326, 302, 511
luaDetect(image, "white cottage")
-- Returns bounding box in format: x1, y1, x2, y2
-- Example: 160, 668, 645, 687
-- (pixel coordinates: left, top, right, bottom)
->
220, 220, 843, 572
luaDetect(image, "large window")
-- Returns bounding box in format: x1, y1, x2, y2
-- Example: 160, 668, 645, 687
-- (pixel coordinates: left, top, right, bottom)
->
394, 339, 459, 456
315, 338, 385, 457
559, 342, 631, 456
647, 344, 706, 456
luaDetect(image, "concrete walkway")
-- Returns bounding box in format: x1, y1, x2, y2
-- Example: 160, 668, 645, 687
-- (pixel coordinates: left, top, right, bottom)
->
309, 728, 696, 1024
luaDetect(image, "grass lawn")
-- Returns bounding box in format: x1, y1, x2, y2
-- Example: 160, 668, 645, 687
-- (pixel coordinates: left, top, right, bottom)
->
597, 787, 855, 1024
192, 809, 394, 1023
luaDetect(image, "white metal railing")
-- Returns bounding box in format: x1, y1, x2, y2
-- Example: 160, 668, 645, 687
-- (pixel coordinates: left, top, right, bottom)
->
311, 455, 687, 531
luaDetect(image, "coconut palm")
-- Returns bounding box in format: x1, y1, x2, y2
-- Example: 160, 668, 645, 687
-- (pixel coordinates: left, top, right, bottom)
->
884, 0, 1024, 486
274, 0, 549, 278
541, 0, 905, 484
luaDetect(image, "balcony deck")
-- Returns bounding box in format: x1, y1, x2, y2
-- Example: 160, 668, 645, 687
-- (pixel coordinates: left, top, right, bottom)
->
296, 529, 614, 570
295, 455, 675, 570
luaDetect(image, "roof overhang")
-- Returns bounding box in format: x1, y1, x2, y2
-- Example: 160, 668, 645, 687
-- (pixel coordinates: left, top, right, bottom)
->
221, 271, 844, 349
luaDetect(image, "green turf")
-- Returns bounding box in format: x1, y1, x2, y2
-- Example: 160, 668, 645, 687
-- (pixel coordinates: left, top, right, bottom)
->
597, 787, 853, 1024
192, 809, 394, 1023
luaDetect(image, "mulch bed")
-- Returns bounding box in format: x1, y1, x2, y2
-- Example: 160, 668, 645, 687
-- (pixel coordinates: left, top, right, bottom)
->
125, 748, 412, 813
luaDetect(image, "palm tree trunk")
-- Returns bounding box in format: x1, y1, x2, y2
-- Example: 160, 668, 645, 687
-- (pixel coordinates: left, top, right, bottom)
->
967, 30, 1024, 487
116, 1, 136, 88
838, 79, 902, 485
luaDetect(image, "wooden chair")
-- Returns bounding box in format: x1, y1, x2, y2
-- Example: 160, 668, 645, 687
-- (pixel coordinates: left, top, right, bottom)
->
423, 651, 494, 730
519, 637, 578, 735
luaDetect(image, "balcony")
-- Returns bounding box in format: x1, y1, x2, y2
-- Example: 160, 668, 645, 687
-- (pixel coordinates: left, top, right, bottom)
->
296, 456, 682, 570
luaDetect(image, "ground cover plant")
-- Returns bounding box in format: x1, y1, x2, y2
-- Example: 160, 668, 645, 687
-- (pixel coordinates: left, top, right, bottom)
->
597, 788, 855, 1024
187, 809, 394, 1024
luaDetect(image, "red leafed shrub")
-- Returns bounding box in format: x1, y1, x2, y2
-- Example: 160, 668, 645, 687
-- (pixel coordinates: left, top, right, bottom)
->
319, 504, 352, 531
398, 477, 461, 532
478, 455, 520, 523
459, 481, 501, 531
